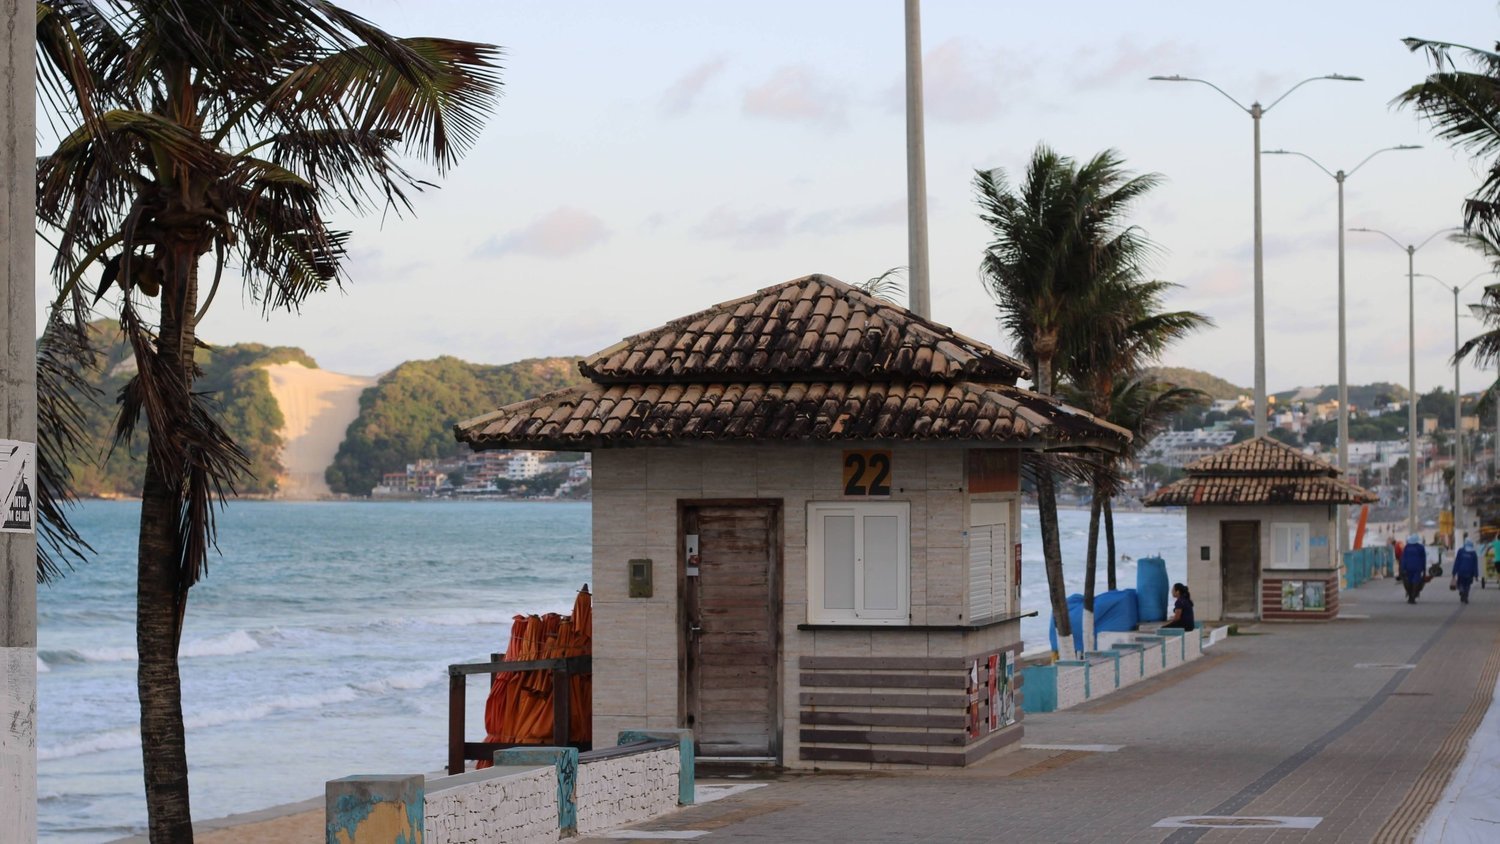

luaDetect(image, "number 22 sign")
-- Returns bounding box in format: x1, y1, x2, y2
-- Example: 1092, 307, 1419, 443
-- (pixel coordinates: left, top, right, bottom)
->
842, 450, 892, 496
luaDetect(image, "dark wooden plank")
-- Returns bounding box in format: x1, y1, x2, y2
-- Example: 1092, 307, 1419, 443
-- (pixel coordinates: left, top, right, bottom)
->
448, 673, 465, 775
800, 728, 966, 747
800, 655, 969, 671
799, 710, 967, 729
798, 745, 966, 767
798, 692, 966, 709
963, 722, 1024, 762
799, 672, 967, 690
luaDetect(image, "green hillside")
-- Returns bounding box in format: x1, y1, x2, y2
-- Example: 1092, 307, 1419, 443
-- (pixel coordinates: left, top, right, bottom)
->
1271, 382, 1410, 408
64, 320, 314, 497
326, 356, 586, 496
1145, 367, 1246, 400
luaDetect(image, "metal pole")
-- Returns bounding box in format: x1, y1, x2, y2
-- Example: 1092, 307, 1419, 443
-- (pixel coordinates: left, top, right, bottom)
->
903, 0, 931, 318
1252, 103, 1267, 437
1336, 172, 1349, 554
1, 3, 39, 841
1409, 246, 1419, 536
1455, 287, 1464, 543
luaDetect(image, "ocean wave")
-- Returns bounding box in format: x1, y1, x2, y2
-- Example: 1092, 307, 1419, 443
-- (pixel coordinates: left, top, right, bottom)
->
38, 629, 263, 669
36, 669, 440, 761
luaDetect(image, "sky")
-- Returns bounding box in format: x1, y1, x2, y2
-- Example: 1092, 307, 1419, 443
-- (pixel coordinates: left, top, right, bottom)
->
31, 0, 1500, 397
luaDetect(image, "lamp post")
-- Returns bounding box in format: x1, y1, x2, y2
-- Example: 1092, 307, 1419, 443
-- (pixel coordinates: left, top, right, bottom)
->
1263, 145, 1420, 555
1150, 73, 1363, 437
1418, 272, 1490, 544
1350, 227, 1455, 535
903, 0, 930, 318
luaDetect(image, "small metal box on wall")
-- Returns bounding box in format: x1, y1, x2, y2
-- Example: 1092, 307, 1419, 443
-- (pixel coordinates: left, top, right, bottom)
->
628, 558, 652, 598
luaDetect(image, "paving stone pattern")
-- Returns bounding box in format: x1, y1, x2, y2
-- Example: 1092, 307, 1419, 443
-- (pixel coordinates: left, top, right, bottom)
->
583, 578, 1499, 843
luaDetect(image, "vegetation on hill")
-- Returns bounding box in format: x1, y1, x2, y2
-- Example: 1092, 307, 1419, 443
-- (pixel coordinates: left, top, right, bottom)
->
327, 356, 586, 495
63, 321, 314, 497
1145, 367, 1245, 401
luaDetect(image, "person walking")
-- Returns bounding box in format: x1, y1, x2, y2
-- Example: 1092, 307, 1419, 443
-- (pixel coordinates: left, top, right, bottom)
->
1401, 534, 1428, 604
1454, 539, 1480, 605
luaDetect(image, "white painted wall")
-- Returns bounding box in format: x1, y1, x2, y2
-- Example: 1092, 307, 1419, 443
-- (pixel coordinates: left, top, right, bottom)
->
425, 766, 558, 844
1185, 504, 1335, 620
576, 748, 680, 835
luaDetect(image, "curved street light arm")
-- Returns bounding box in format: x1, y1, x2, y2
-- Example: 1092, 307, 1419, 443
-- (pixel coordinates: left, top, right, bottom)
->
1417, 227, 1460, 252
1263, 148, 1336, 180
1415, 273, 1454, 294
1263, 74, 1363, 113
1346, 145, 1422, 178
1148, 75, 1251, 112
1350, 227, 1406, 252
1459, 271, 1494, 292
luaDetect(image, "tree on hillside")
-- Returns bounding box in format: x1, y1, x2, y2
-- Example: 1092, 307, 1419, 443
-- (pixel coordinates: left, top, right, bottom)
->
976, 145, 1159, 659
34, 2, 500, 838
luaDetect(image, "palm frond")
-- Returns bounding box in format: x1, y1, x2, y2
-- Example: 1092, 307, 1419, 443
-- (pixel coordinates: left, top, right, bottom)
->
857, 267, 907, 304
34, 309, 99, 583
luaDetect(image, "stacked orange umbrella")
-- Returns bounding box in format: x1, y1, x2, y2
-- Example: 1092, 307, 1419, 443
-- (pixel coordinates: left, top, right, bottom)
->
476, 586, 592, 768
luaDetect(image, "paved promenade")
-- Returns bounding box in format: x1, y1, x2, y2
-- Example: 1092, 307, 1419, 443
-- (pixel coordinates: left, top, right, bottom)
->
588, 577, 1500, 843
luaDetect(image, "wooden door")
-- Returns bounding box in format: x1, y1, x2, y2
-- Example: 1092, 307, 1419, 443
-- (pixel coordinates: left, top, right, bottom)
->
683, 503, 780, 760
1221, 520, 1260, 617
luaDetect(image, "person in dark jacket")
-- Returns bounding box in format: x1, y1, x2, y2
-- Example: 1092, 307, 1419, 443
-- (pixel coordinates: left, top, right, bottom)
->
1400, 534, 1427, 604
1454, 539, 1480, 604
1162, 583, 1195, 631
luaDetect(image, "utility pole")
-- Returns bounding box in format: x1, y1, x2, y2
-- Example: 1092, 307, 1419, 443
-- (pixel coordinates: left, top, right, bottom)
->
2, 3, 39, 842
903, 0, 930, 318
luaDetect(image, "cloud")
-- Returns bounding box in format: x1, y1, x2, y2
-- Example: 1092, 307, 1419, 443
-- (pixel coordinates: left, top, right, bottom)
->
1072, 38, 1201, 91
743, 65, 847, 128
883, 39, 1019, 124
694, 206, 795, 248
474, 207, 610, 259
660, 56, 727, 116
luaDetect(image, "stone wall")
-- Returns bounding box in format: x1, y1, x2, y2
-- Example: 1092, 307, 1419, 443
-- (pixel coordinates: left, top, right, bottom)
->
575, 747, 680, 835
424, 766, 558, 844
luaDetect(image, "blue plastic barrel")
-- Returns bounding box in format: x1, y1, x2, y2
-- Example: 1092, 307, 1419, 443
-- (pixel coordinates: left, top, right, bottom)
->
1097, 588, 1139, 633
1136, 556, 1169, 622
1048, 594, 1087, 653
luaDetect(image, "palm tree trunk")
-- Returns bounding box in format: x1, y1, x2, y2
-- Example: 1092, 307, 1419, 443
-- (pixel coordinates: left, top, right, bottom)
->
1082, 482, 1102, 653
1033, 351, 1075, 658
1105, 498, 1118, 591
138, 242, 200, 843
137, 454, 193, 843
1037, 470, 1074, 659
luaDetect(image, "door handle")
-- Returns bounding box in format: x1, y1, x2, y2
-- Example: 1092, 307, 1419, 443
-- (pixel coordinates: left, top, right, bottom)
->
689, 623, 702, 637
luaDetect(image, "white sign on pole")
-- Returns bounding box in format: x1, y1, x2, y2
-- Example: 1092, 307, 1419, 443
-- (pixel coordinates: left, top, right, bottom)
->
0, 439, 36, 534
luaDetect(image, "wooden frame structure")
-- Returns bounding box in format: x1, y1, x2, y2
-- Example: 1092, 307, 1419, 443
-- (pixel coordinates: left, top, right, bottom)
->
446, 654, 592, 775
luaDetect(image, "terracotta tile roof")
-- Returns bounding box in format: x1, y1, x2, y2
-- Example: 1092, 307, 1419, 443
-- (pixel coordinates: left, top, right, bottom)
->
1143, 436, 1379, 507
455, 380, 1128, 451
1142, 474, 1378, 506
1183, 436, 1339, 476
579, 274, 1029, 385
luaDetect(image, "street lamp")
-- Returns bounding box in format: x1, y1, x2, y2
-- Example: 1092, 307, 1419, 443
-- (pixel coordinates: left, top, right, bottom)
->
1151, 73, 1363, 437
1349, 226, 1455, 535
1417, 271, 1491, 545
1264, 145, 1420, 555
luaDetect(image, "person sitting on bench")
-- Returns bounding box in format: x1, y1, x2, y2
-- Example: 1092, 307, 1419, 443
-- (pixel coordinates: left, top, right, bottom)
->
1162, 582, 1195, 631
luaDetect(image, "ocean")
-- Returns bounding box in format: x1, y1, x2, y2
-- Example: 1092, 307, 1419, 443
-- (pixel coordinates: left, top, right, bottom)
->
36, 500, 1184, 842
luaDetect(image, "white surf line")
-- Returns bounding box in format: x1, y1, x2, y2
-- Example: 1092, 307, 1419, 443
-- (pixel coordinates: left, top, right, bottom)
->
1021, 743, 1124, 753
1415, 669, 1500, 843
694, 782, 768, 804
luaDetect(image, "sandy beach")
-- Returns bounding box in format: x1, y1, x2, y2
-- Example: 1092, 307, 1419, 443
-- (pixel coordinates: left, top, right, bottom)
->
263, 362, 374, 499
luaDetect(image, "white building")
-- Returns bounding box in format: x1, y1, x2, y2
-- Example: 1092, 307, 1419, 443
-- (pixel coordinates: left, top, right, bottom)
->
507, 450, 543, 480
1140, 428, 1239, 467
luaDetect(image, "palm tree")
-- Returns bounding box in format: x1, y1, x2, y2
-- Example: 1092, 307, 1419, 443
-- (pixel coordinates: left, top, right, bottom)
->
976, 145, 1159, 659
1065, 279, 1210, 646
1397, 37, 1500, 243
33, 3, 500, 839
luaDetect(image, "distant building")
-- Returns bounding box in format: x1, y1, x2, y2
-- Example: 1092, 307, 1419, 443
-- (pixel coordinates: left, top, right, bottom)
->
1140, 428, 1239, 468
507, 450, 543, 480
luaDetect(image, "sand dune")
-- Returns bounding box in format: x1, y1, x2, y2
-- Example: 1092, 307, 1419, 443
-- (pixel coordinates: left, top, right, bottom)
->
264, 362, 375, 499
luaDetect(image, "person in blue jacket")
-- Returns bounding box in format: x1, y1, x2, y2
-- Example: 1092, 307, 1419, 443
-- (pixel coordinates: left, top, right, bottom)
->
1453, 539, 1480, 605
1400, 534, 1427, 604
